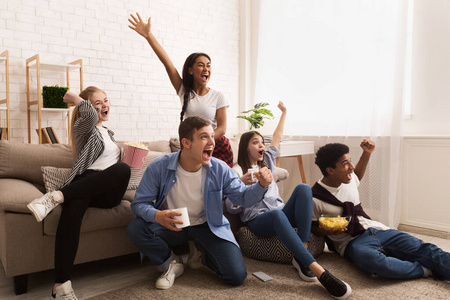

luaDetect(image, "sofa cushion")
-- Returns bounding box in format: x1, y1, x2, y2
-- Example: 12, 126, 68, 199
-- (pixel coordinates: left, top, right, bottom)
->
127, 151, 166, 189
0, 140, 73, 187
123, 189, 136, 202
43, 200, 135, 235
169, 137, 180, 152
236, 226, 325, 263
0, 178, 44, 213
274, 167, 288, 183
42, 166, 71, 192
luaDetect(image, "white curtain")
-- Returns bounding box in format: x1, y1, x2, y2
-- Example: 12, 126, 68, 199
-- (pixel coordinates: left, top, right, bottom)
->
250, 0, 410, 227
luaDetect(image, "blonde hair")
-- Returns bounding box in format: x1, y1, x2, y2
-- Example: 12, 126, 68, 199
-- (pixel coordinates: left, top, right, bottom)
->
69, 86, 106, 157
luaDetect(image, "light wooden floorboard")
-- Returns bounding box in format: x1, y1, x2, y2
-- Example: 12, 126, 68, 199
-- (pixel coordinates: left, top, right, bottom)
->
1, 232, 449, 300
0, 253, 155, 300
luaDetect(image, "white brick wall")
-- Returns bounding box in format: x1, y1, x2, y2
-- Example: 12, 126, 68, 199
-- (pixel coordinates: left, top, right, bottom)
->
0, 0, 240, 143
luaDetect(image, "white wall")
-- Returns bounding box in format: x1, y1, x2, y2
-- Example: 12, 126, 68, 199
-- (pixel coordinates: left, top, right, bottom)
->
404, 0, 450, 136
0, 0, 240, 143
399, 1, 450, 233
401, 137, 450, 232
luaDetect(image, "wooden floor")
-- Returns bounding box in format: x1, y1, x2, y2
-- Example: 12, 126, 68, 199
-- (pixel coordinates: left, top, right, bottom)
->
1, 232, 449, 300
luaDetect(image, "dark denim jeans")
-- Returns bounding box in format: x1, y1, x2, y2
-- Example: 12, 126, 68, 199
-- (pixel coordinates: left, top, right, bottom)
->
345, 228, 450, 279
246, 184, 316, 268
127, 219, 247, 286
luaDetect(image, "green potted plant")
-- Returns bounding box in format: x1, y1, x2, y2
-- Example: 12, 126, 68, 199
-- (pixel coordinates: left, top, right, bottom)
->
42, 85, 69, 109
237, 102, 274, 129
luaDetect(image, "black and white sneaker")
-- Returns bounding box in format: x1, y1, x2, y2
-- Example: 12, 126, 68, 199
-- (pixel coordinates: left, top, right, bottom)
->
292, 257, 317, 282
319, 269, 352, 300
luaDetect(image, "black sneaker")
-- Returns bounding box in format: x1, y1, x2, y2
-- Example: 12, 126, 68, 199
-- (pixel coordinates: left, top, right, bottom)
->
431, 270, 446, 281
319, 269, 352, 300
292, 257, 317, 282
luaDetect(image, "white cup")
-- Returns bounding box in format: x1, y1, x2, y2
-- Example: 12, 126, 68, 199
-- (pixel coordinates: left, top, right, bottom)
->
248, 167, 257, 181
172, 207, 190, 228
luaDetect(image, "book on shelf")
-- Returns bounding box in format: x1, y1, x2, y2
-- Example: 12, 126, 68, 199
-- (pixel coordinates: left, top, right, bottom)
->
0, 127, 7, 140
35, 127, 60, 144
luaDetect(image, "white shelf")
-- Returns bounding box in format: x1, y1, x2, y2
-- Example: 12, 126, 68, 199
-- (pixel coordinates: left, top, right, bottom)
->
30, 106, 70, 112
0, 57, 6, 62
28, 61, 81, 71
278, 141, 315, 157
0, 107, 6, 110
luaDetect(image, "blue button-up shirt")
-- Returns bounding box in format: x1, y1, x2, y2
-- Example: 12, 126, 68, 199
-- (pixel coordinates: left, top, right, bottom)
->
131, 151, 268, 246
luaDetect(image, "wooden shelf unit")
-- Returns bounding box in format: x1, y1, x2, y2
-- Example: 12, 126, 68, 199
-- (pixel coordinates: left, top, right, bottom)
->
26, 54, 83, 143
0, 50, 10, 140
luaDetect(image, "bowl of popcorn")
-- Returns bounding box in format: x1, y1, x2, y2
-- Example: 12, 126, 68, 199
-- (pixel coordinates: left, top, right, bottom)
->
122, 142, 149, 169
319, 215, 349, 231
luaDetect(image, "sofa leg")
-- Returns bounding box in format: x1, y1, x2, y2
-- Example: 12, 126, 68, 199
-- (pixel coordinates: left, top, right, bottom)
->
13, 274, 28, 295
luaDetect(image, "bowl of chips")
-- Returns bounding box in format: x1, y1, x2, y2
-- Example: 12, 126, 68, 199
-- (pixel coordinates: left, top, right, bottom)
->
122, 142, 149, 169
318, 215, 349, 231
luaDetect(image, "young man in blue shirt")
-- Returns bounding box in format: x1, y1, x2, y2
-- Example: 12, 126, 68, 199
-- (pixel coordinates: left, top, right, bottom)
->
127, 116, 273, 289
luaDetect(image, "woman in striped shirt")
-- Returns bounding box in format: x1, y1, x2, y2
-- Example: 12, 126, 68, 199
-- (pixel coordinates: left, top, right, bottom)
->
27, 86, 131, 300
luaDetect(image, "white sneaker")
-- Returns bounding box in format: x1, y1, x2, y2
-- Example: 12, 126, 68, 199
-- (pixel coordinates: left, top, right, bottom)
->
155, 260, 184, 290
27, 191, 60, 222
187, 241, 203, 269
52, 280, 78, 299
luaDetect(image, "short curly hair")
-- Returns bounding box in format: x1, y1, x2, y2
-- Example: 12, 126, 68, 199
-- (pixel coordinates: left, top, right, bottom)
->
315, 143, 350, 176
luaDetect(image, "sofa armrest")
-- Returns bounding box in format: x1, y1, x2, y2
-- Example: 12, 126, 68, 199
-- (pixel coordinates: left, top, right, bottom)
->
0, 179, 43, 214
274, 167, 289, 182
123, 189, 136, 202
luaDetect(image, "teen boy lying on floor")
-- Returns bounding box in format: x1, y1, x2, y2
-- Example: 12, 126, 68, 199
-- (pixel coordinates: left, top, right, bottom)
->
311, 139, 450, 281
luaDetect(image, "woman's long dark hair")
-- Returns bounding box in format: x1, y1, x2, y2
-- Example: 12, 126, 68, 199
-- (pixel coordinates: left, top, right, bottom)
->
237, 131, 268, 173
180, 52, 211, 122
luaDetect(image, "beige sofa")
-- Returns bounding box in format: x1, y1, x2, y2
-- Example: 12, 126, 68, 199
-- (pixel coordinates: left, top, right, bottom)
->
0, 139, 289, 295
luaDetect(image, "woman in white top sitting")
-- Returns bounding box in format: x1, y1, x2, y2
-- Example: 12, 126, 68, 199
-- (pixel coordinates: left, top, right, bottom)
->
128, 12, 233, 167
226, 102, 351, 300
27, 86, 131, 300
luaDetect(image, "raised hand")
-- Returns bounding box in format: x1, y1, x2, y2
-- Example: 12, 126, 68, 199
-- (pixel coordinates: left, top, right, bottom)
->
360, 138, 375, 154
154, 209, 183, 231
63, 90, 82, 105
128, 12, 152, 39
240, 171, 257, 185
271, 101, 287, 149
254, 167, 273, 188
277, 101, 287, 113
128, 12, 182, 92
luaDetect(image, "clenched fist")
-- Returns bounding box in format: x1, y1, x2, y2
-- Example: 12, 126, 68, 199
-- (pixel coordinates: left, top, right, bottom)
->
254, 167, 273, 188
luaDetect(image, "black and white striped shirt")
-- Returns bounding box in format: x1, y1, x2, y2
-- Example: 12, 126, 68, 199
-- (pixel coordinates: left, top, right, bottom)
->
62, 100, 118, 187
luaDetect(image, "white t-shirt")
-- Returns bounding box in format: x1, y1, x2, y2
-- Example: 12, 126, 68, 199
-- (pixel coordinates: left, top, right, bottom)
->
312, 175, 389, 256
163, 164, 206, 226
178, 85, 228, 129
88, 126, 120, 171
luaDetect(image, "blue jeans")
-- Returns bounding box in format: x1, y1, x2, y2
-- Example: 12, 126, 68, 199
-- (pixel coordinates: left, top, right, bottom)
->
344, 228, 450, 279
127, 218, 247, 286
246, 184, 316, 268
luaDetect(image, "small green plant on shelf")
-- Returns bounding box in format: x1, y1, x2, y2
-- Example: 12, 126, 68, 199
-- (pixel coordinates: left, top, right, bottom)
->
237, 102, 274, 129
42, 85, 69, 109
